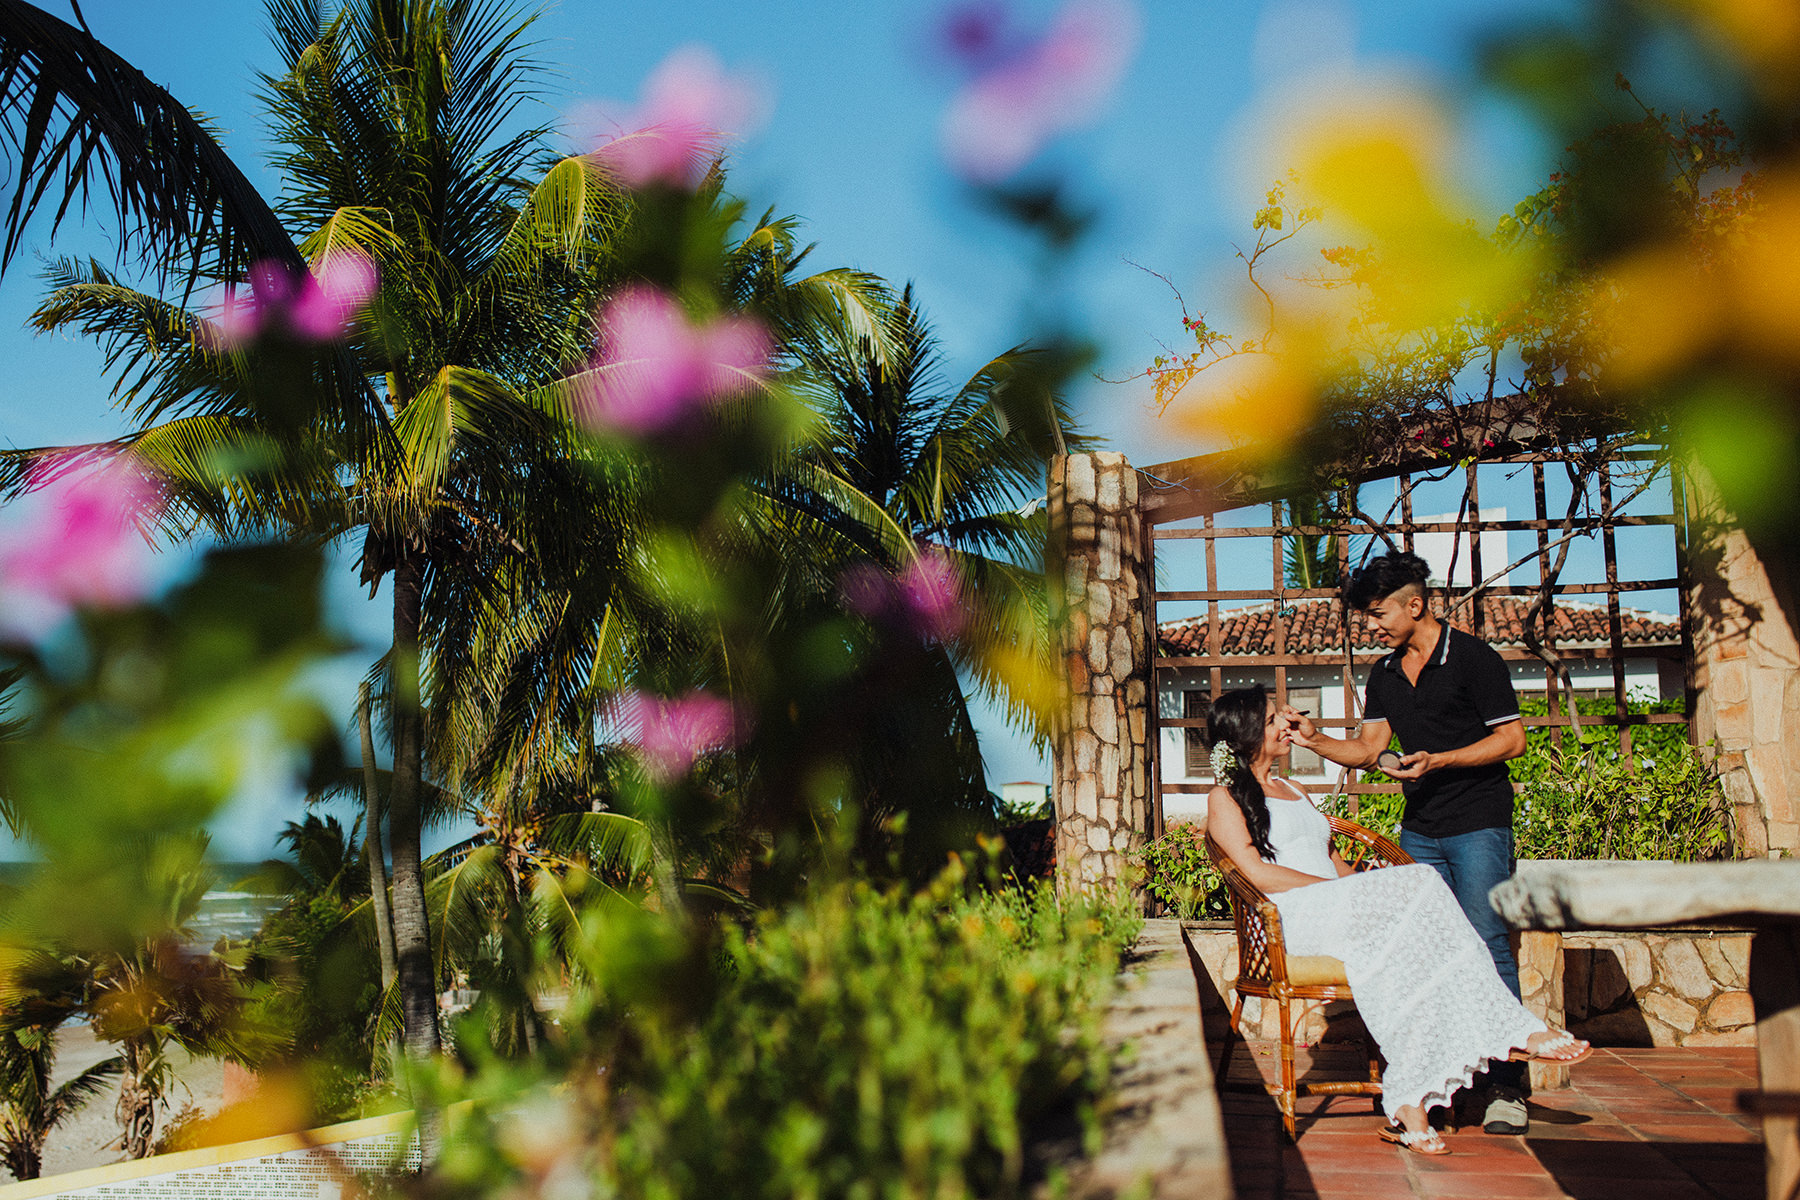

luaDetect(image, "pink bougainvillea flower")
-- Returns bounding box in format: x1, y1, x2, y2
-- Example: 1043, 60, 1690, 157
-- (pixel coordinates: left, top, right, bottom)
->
939, 0, 1141, 183
938, 1, 1018, 68
0, 459, 163, 641
617, 690, 739, 782
593, 46, 764, 189
283, 251, 380, 341
208, 286, 263, 349
897, 550, 967, 641
203, 253, 379, 350
580, 286, 769, 434
840, 548, 967, 642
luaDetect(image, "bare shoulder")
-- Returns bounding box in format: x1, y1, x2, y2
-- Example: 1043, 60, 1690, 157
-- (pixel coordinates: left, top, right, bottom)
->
1205, 785, 1240, 831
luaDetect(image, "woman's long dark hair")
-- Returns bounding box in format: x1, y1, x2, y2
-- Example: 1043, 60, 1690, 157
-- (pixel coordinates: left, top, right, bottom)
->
1208, 686, 1275, 861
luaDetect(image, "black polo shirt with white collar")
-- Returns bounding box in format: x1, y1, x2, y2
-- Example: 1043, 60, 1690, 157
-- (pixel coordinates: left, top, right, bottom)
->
1363, 622, 1521, 838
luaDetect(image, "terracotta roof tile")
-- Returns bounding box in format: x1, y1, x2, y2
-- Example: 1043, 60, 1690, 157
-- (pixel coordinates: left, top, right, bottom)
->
1158, 596, 1679, 656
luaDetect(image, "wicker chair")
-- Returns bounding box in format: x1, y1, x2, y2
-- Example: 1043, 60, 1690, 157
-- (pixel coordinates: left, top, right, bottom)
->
1202, 815, 1414, 1140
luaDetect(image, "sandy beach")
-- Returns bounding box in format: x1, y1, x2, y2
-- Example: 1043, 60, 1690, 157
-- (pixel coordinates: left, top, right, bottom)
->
28, 1024, 227, 1182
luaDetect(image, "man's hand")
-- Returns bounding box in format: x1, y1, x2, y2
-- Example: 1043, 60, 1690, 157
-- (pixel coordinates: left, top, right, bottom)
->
1386, 750, 1437, 780
1277, 705, 1317, 748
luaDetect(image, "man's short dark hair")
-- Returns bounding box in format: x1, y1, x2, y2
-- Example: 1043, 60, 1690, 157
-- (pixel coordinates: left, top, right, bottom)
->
1344, 551, 1432, 611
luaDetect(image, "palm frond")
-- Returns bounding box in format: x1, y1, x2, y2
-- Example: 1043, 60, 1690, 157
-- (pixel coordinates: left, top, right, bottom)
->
44, 1055, 123, 1130
0, 0, 300, 282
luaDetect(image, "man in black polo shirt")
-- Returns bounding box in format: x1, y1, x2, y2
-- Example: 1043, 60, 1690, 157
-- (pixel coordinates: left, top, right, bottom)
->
1279, 551, 1532, 1134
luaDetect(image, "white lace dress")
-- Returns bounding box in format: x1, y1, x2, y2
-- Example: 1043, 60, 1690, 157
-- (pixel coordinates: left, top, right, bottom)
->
1262, 780, 1546, 1118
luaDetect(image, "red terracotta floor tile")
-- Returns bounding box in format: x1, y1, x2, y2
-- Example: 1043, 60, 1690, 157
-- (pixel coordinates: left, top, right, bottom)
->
1228, 1166, 1282, 1192
1412, 1173, 1570, 1198
1556, 1181, 1711, 1200
1528, 1140, 1688, 1180
1219, 1041, 1772, 1200
1410, 1146, 1542, 1173
1288, 1146, 1415, 1175
1593, 1104, 1715, 1120
1302, 1181, 1421, 1200
1634, 1122, 1763, 1143
1523, 1122, 1648, 1141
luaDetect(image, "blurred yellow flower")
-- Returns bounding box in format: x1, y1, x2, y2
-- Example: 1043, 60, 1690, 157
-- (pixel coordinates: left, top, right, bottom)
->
1659, 0, 1800, 96
1285, 88, 1538, 332
1596, 170, 1800, 380
1169, 349, 1319, 461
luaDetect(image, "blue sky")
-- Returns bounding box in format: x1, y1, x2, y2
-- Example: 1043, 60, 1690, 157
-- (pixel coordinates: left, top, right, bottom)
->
0, 0, 1580, 855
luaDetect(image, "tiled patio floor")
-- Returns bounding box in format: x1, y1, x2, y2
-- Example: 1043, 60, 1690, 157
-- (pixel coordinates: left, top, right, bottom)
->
1221, 1043, 1765, 1199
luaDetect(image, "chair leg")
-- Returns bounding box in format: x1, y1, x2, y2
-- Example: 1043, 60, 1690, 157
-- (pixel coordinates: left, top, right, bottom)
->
1365, 1028, 1383, 1115
1278, 997, 1297, 1142
1216, 993, 1244, 1088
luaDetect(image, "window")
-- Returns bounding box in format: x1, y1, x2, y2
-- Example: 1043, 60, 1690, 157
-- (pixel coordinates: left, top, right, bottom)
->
1183, 690, 1212, 777
1286, 687, 1323, 776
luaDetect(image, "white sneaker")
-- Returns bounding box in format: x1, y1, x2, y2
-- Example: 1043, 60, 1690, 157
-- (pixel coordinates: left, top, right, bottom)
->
1482, 1092, 1528, 1135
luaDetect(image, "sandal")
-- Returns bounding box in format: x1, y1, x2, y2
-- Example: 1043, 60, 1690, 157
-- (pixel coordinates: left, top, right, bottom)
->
1508, 1031, 1593, 1066
1379, 1123, 1450, 1156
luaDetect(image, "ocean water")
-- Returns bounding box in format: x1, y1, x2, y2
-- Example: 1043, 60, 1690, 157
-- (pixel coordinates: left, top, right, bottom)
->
0, 862, 286, 947
192, 889, 286, 945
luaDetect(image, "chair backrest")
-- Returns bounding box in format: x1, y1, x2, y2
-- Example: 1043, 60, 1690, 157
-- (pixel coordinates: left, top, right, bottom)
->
1205, 829, 1283, 991
1324, 815, 1413, 871
1204, 812, 1414, 994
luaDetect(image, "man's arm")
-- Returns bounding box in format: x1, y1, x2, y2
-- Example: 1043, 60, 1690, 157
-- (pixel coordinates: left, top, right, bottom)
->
1386, 718, 1526, 780
1279, 706, 1391, 770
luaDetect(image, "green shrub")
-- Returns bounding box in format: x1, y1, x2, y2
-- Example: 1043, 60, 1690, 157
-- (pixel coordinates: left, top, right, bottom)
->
1134, 823, 1229, 919
421, 867, 1141, 1199
1515, 738, 1732, 861
239, 893, 383, 1119
1328, 696, 1732, 861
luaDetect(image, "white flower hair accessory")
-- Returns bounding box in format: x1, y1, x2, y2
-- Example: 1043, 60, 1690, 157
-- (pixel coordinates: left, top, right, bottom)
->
1209, 739, 1236, 780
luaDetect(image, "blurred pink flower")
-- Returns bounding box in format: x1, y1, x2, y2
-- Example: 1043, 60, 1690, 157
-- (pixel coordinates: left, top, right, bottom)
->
594, 46, 763, 189
618, 690, 739, 781
285, 252, 380, 341
581, 286, 769, 434
939, 1, 1016, 68
840, 548, 967, 642
209, 286, 262, 349
204, 253, 379, 349
0, 460, 163, 640
940, 0, 1141, 182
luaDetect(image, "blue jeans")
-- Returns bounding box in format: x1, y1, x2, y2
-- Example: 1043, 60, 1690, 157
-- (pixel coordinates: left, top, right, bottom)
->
1399, 825, 1527, 1096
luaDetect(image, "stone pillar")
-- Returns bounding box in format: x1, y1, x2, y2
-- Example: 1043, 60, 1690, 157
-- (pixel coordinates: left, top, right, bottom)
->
1048, 452, 1152, 893
1687, 468, 1800, 858
1517, 930, 1568, 1089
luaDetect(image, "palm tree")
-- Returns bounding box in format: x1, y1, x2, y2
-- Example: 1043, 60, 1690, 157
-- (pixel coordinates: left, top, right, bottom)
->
793, 290, 1081, 739
1, 0, 896, 1049
241, 813, 368, 905
1283, 492, 1341, 591
425, 805, 653, 1056
79, 836, 279, 1158
0, 950, 120, 1181
0, 1024, 119, 1181
10, 0, 636, 1062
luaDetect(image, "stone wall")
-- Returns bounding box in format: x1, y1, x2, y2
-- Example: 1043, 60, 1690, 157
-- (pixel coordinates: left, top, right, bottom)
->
1560, 928, 1755, 1047
1048, 452, 1153, 892
1687, 466, 1800, 858
1051, 919, 1233, 1196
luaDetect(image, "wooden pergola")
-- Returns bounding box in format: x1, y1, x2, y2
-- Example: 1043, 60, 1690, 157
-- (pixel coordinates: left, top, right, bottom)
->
1137, 427, 1695, 835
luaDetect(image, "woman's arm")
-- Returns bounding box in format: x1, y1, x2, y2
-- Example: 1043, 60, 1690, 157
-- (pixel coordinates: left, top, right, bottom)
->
1206, 788, 1331, 894
1329, 846, 1356, 878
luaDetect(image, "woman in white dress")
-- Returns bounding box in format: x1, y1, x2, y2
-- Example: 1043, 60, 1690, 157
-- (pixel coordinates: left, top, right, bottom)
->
1204, 686, 1591, 1155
